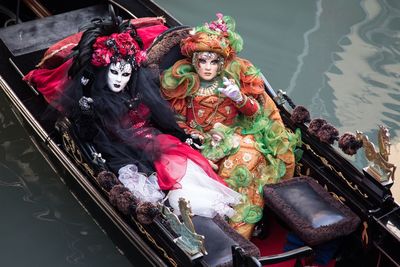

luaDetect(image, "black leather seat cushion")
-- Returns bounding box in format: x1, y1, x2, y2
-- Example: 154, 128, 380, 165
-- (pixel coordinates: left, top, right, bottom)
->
263, 176, 360, 246
192, 215, 260, 267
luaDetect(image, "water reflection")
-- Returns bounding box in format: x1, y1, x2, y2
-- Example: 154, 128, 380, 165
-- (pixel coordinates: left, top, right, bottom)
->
0, 93, 131, 267
287, 0, 323, 96
331, 0, 400, 135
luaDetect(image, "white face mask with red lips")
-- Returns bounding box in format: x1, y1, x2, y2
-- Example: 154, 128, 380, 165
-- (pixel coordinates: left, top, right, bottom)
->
106, 60, 133, 93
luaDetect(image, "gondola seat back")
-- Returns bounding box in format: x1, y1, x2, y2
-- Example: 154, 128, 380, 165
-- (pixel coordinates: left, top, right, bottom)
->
263, 176, 361, 246
145, 25, 191, 73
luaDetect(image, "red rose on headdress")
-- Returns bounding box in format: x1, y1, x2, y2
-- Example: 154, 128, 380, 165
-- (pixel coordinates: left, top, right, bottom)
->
90, 32, 146, 68
91, 36, 110, 67
92, 49, 113, 67
114, 32, 136, 57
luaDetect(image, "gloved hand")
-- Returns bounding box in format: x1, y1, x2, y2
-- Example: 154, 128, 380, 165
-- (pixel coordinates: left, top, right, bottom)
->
190, 131, 205, 142
77, 96, 96, 140
217, 77, 243, 103
185, 137, 204, 150
78, 96, 94, 114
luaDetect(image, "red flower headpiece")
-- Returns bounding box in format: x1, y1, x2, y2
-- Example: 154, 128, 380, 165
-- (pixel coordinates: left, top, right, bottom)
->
91, 31, 146, 68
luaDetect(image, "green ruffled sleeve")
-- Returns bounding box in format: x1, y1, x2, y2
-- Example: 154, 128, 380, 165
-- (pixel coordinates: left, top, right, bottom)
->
161, 62, 199, 97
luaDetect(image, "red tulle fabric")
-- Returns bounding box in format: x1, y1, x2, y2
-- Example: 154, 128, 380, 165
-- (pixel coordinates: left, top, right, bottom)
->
23, 58, 73, 107
154, 134, 227, 190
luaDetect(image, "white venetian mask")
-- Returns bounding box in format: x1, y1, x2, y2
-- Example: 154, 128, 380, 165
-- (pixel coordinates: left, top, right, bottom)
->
107, 60, 132, 93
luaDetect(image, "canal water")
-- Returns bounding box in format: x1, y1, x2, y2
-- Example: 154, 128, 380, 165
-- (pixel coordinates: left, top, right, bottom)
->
0, 0, 399, 266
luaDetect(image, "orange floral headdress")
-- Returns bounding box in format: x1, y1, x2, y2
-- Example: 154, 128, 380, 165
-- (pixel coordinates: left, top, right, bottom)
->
180, 13, 243, 60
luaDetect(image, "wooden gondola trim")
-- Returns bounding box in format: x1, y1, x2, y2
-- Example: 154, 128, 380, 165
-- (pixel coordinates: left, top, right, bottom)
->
60, 130, 96, 179
304, 143, 369, 199
22, 0, 51, 18
361, 221, 369, 246
8, 58, 39, 95
107, 0, 138, 18
132, 218, 179, 267
328, 189, 346, 204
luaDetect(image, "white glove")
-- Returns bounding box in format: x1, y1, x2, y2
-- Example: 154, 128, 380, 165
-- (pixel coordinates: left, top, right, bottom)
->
217, 77, 243, 103
78, 96, 94, 114
190, 131, 205, 142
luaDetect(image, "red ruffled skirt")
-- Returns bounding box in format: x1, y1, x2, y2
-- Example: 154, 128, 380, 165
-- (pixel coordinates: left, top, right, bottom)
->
154, 134, 227, 190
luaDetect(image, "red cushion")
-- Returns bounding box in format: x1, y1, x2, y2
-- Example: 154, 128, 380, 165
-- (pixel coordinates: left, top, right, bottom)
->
37, 32, 82, 69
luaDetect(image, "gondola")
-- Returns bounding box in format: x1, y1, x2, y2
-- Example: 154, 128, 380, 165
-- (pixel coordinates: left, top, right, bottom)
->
0, 1, 399, 266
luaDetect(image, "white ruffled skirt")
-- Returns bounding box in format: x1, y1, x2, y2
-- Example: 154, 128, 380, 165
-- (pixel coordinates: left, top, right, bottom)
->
167, 159, 242, 218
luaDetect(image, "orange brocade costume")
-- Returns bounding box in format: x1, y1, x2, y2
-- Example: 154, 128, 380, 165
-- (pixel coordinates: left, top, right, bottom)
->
161, 55, 301, 238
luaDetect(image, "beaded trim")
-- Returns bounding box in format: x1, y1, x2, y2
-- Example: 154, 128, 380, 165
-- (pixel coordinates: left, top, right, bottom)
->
195, 80, 220, 96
